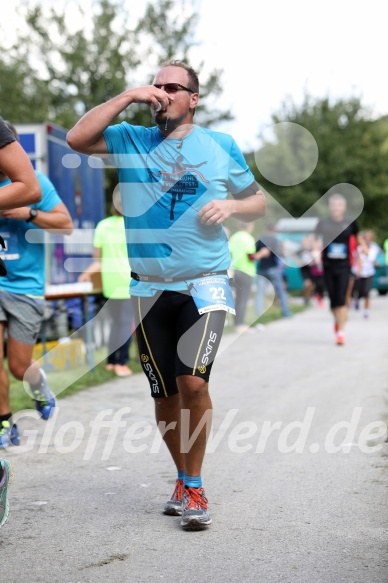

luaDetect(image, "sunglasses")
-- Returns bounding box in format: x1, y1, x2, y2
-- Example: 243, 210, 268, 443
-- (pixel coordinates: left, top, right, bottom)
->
153, 83, 194, 94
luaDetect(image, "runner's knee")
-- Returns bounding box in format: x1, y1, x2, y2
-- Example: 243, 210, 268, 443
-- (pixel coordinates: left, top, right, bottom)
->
7, 353, 34, 380
177, 375, 208, 399
8, 360, 28, 380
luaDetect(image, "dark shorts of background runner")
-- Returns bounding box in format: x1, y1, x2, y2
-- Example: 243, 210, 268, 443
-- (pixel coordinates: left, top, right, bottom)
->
353, 276, 373, 299
132, 290, 226, 398
300, 266, 312, 281
323, 265, 352, 308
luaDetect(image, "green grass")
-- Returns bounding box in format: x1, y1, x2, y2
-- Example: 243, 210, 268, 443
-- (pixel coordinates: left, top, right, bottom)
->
9, 295, 306, 414
9, 345, 143, 414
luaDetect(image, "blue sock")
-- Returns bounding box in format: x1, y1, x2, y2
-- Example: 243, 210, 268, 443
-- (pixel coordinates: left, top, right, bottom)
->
177, 470, 185, 481
185, 475, 202, 488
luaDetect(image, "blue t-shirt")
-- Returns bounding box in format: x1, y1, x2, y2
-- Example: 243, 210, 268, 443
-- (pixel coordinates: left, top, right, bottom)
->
103, 124, 255, 296
0, 170, 62, 296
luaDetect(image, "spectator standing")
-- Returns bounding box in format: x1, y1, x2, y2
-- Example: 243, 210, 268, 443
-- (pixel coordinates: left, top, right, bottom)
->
384, 237, 388, 275
79, 189, 134, 376
228, 221, 256, 332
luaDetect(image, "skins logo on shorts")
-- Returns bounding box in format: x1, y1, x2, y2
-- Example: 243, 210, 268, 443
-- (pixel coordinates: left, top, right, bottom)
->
143, 362, 160, 394
140, 354, 159, 393
200, 331, 217, 366
198, 365, 207, 374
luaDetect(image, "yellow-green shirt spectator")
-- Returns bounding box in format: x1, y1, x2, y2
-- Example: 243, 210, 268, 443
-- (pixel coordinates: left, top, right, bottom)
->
93, 215, 131, 299
229, 230, 256, 277
384, 238, 388, 265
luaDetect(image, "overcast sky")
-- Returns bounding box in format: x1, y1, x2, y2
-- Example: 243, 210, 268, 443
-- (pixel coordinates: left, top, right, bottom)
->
3, 0, 388, 152
194, 0, 388, 150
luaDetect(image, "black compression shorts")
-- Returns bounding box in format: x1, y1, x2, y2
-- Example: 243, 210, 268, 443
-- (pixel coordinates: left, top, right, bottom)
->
323, 265, 352, 308
131, 290, 226, 398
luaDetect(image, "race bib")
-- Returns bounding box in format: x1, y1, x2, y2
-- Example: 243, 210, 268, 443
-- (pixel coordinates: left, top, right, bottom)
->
327, 243, 347, 260
186, 274, 236, 315
0, 231, 20, 260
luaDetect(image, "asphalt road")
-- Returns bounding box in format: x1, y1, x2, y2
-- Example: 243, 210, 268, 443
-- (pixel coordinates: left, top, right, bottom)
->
1, 294, 388, 583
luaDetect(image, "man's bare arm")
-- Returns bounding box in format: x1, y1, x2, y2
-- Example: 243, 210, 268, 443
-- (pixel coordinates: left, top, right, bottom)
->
198, 190, 266, 226
67, 86, 172, 155
0, 202, 73, 234
0, 142, 41, 209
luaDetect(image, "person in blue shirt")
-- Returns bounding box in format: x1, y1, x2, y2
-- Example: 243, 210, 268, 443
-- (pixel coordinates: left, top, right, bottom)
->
67, 60, 266, 530
0, 114, 42, 529
0, 121, 73, 450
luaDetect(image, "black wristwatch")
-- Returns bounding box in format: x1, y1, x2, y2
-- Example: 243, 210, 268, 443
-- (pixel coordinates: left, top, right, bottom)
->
26, 208, 38, 222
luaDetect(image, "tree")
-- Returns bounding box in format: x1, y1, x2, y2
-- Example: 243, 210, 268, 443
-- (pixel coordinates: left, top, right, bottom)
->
0, 0, 232, 199
0, 54, 52, 123
1, 0, 231, 128
247, 96, 388, 243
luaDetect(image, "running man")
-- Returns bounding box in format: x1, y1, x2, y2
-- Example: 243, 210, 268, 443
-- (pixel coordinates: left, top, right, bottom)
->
0, 121, 73, 449
0, 115, 42, 529
67, 60, 266, 529
314, 193, 366, 345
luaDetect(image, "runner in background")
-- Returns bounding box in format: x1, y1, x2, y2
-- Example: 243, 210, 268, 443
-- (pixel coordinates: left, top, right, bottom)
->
0, 115, 42, 529
351, 230, 382, 318
314, 193, 366, 345
0, 121, 73, 450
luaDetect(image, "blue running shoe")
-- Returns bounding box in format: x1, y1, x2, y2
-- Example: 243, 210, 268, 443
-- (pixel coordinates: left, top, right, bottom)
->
0, 422, 20, 449
30, 369, 56, 420
0, 459, 13, 528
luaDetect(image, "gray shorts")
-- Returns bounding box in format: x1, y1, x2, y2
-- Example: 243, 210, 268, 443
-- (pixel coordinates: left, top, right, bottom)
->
0, 290, 45, 345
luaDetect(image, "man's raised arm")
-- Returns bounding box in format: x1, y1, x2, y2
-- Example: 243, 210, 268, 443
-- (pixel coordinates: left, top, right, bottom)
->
66, 86, 171, 155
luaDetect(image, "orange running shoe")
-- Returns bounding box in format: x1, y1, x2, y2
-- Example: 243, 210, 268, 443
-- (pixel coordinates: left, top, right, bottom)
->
163, 479, 184, 516
181, 486, 212, 529
336, 333, 345, 345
